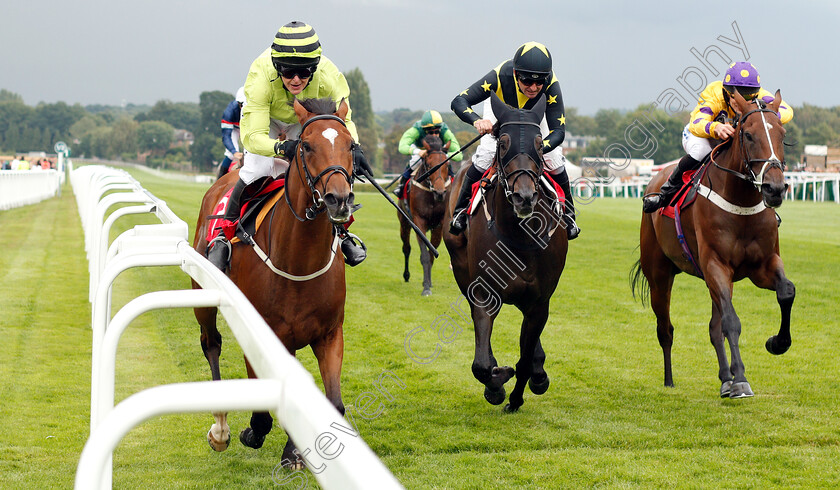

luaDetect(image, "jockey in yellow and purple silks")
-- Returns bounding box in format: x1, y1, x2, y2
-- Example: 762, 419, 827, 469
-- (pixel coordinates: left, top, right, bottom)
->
449, 41, 579, 240
643, 61, 794, 213
205, 21, 371, 272
393, 110, 463, 199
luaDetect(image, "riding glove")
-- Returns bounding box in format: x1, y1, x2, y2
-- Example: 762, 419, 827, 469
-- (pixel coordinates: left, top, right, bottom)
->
274, 139, 298, 159
352, 143, 373, 179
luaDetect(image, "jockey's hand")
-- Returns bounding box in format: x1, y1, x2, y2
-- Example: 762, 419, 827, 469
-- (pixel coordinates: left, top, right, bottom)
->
714, 123, 735, 140
418, 149, 428, 159
352, 143, 373, 179
233, 152, 243, 162
474, 119, 493, 135
274, 139, 298, 159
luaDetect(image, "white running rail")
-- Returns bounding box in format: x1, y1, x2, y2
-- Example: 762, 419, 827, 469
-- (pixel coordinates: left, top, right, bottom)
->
70, 165, 401, 490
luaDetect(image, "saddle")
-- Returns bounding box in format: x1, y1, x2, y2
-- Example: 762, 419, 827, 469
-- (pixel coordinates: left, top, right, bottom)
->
660, 162, 711, 219
206, 177, 286, 243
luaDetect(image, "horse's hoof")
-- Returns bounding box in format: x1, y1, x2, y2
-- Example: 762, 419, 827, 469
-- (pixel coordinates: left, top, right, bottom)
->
207, 428, 230, 452
484, 386, 506, 405
280, 457, 305, 471
421, 289, 432, 296
491, 365, 515, 382
765, 335, 790, 355
403, 273, 410, 282
720, 380, 733, 398
503, 403, 520, 413
239, 427, 266, 449
729, 382, 754, 399
529, 375, 550, 395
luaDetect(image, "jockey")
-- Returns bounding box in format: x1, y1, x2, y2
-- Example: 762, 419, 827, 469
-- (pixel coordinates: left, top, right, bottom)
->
449, 41, 579, 240
643, 61, 794, 213
393, 110, 463, 199
206, 21, 372, 271
217, 86, 245, 180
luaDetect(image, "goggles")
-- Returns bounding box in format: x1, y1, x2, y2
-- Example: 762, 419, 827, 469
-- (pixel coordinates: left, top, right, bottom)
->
516, 71, 548, 87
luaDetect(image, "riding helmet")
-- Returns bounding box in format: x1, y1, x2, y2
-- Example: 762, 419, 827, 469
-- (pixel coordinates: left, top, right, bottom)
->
723, 61, 761, 100
271, 21, 322, 70
420, 110, 444, 129
513, 42, 552, 77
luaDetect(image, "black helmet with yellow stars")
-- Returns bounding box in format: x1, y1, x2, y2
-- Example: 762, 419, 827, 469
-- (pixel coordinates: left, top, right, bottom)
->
513, 42, 552, 82
271, 21, 322, 74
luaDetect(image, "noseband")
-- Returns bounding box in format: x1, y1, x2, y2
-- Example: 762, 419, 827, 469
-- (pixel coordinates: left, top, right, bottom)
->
495, 120, 544, 201
285, 114, 354, 221
711, 104, 786, 190
416, 149, 449, 189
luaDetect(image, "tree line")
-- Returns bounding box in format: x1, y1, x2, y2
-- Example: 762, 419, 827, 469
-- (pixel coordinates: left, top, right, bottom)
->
2, 83, 840, 174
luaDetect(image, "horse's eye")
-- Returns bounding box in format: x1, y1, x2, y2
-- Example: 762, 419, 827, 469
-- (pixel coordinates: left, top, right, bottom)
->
744, 132, 754, 142
302, 142, 312, 152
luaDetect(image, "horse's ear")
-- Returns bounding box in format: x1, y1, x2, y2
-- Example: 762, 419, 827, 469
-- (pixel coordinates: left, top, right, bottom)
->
422, 138, 431, 150
336, 98, 350, 121
768, 89, 782, 113
730, 88, 748, 114
293, 98, 310, 123
490, 92, 509, 121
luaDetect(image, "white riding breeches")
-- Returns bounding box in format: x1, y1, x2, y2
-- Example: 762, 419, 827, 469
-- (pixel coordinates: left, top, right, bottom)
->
471, 98, 566, 173
239, 119, 301, 185
682, 123, 713, 161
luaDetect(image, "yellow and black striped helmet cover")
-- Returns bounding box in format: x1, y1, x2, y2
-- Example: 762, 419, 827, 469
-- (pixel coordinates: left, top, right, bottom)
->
271, 21, 322, 59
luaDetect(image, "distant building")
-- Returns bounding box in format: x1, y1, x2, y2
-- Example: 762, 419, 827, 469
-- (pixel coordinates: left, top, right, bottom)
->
562, 133, 597, 150
801, 145, 840, 171
580, 157, 654, 179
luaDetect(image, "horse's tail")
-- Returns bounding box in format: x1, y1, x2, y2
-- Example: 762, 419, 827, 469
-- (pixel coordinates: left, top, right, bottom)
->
630, 253, 650, 307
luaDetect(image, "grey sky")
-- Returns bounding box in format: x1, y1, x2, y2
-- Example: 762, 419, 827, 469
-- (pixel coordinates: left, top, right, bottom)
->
3, 1, 839, 115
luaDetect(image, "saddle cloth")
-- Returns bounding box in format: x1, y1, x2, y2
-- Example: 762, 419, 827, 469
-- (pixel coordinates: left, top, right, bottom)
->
660, 166, 708, 219
206, 178, 285, 243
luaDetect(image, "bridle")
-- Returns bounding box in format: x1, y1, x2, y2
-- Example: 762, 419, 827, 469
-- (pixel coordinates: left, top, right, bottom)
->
711, 102, 786, 191
414, 148, 450, 191
495, 120, 544, 202
284, 114, 354, 221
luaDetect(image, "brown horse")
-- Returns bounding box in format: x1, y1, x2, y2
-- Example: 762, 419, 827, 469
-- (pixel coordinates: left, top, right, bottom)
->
398, 134, 451, 296
192, 97, 356, 466
632, 89, 795, 399
443, 93, 568, 412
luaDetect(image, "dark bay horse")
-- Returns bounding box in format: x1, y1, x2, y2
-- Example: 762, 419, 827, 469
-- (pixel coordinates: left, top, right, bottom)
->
398, 134, 451, 295
443, 93, 568, 412
632, 89, 795, 399
192, 97, 356, 466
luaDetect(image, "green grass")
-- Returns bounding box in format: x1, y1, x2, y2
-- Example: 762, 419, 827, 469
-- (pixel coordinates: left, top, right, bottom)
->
1, 169, 839, 488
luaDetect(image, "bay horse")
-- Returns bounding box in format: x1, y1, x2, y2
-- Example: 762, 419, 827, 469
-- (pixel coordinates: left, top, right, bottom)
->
443, 93, 568, 412
192, 97, 356, 467
632, 89, 795, 399
398, 134, 451, 296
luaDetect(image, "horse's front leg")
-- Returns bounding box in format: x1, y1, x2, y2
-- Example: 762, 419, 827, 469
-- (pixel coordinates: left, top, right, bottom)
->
471, 304, 511, 405
750, 254, 795, 355
505, 302, 550, 413
414, 218, 433, 296
705, 260, 753, 398
196, 306, 230, 452
709, 302, 733, 397
239, 359, 275, 451
529, 338, 550, 395
399, 216, 411, 282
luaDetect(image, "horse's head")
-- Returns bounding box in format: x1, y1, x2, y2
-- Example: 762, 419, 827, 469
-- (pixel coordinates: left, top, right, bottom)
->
491, 92, 546, 218
292, 97, 356, 223
421, 135, 450, 202
724, 89, 788, 208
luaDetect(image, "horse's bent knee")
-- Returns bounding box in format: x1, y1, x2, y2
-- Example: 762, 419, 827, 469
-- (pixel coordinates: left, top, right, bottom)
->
777, 279, 795, 304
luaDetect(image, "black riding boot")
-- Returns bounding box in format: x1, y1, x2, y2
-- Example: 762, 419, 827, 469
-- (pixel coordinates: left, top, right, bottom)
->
448, 165, 484, 235
207, 178, 246, 272
393, 166, 413, 199
643, 154, 701, 213
548, 168, 580, 240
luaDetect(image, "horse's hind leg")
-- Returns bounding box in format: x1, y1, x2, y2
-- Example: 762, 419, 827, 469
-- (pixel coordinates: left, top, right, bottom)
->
195, 305, 231, 452
750, 254, 795, 355
644, 255, 677, 387
505, 302, 550, 413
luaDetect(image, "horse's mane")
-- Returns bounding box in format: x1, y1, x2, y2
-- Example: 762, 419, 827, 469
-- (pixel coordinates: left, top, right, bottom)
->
423, 134, 443, 152
293, 97, 339, 115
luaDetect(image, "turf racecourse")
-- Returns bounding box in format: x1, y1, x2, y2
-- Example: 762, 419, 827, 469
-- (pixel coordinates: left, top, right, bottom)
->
1, 168, 839, 489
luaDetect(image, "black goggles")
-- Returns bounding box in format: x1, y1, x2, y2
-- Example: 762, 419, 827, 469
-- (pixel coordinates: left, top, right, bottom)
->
516, 72, 548, 87
424, 127, 441, 134
277, 65, 316, 80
